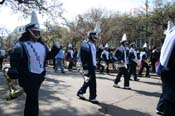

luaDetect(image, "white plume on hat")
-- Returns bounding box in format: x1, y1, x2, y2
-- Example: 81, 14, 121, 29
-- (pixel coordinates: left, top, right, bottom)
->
143, 43, 147, 48
68, 43, 72, 48
54, 41, 60, 48
93, 21, 101, 34
25, 11, 40, 31
164, 20, 174, 35
120, 33, 127, 43
104, 43, 109, 48
99, 44, 103, 49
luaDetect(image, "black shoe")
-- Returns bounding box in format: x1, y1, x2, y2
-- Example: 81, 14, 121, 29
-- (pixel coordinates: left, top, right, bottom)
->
68, 69, 72, 71
134, 78, 140, 81
61, 71, 65, 74
89, 98, 99, 104
113, 84, 120, 88
77, 93, 86, 100
123, 86, 131, 90
156, 109, 164, 115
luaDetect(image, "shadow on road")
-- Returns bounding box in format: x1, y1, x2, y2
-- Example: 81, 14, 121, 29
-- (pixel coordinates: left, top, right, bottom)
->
98, 102, 152, 116
138, 80, 162, 86
131, 89, 161, 98
97, 76, 114, 81
0, 71, 74, 116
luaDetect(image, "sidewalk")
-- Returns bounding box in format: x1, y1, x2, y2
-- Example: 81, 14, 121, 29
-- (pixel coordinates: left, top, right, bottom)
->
0, 67, 162, 116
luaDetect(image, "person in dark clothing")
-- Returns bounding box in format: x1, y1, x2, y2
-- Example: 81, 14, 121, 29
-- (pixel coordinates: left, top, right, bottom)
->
138, 43, 150, 77
96, 45, 103, 71
156, 20, 175, 116
77, 24, 101, 104
128, 42, 139, 81
113, 33, 131, 89
73, 48, 78, 67
8, 11, 59, 116
67, 44, 74, 71
150, 46, 159, 73
51, 41, 61, 70
100, 45, 110, 74
0, 51, 4, 70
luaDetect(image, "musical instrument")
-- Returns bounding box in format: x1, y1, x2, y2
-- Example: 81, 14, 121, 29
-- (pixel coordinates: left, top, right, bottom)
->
100, 61, 107, 69
132, 58, 138, 64
2, 64, 24, 100
76, 62, 90, 83
114, 61, 127, 70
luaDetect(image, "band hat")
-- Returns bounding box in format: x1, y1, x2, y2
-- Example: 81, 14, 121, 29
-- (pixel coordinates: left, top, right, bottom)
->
143, 43, 147, 48
120, 33, 127, 43
164, 20, 174, 35
87, 21, 101, 41
25, 11, 40, 31
88, 31, 99, 41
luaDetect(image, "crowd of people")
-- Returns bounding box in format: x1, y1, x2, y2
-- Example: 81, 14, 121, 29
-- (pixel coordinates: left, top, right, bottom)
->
1, 11, 174, 116
52, 37, 160, 77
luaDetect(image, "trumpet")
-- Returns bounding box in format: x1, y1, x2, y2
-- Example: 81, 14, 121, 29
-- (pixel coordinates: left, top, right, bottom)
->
2, 64, 24, 100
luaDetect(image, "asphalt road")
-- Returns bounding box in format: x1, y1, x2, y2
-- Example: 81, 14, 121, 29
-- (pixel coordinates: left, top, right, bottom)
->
0, 67, 162, 116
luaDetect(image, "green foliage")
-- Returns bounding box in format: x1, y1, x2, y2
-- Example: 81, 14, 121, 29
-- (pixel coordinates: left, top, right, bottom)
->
62, 2, 175, 48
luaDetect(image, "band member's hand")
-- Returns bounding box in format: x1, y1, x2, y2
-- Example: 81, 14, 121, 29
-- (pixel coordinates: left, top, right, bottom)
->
7, 67, 19, 79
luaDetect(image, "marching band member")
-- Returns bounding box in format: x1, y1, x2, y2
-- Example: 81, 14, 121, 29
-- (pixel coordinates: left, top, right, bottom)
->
113, 33, 131, 89
156, 20, 175, 116
138, 43, 150, 77
67, 43, 74, 71
96, 44, 103, 70
76, 31, 99, 103
128, 42, 139, 81
100, 43, 110, 74
150, 46, 159, 73
8, 11, 59, 116
77, 22, 101, 104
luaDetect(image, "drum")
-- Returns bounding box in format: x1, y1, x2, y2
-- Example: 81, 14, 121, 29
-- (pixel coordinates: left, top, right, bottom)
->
114, 61, 127, 70
100, 61, 107, 69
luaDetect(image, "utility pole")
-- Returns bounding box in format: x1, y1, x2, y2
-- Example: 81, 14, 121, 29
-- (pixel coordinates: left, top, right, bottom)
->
145, 0, 148, 17
145, 0, 149, 44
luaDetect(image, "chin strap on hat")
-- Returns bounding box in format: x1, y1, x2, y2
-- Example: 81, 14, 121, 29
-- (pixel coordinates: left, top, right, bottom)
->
28, 29, 41, 39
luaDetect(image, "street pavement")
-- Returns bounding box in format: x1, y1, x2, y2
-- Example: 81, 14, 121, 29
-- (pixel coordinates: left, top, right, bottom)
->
0, 67, 162, 116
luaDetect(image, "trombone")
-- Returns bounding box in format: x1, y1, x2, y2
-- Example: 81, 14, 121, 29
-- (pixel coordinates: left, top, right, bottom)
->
2, 64, 24, 100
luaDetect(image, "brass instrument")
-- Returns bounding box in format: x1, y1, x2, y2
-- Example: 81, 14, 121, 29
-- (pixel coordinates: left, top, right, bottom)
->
2, 64, 24, 100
